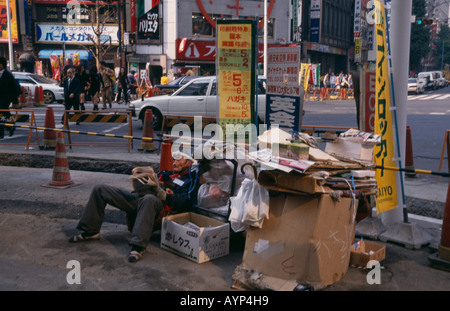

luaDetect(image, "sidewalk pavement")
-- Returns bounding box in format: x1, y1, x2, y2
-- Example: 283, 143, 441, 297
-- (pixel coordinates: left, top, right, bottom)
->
0, 144, 450, 291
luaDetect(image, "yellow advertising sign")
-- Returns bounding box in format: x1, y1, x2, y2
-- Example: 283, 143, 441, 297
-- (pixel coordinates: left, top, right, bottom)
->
0, 0, 19, 43
299, 63, 310, 91
374, 0, 398, 214
217, 20, 255, 132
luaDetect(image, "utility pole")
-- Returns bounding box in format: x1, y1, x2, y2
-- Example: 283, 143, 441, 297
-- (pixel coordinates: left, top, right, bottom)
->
6, 0, 14, 70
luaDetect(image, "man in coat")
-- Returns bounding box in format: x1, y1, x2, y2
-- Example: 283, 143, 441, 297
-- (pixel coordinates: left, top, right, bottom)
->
61, 66, 81, 124
0, 56, 17, 138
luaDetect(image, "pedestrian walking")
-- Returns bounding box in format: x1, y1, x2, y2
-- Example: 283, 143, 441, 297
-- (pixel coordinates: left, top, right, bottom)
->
88, 65, 101, 111
0, 56, 19, 138
99, 61, 114, 109
117, 67, 130, 104
77, 64, 89, 111
61, 66, 81, 125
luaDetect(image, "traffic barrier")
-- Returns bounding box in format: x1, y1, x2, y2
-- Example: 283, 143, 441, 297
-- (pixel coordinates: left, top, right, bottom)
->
0, 109, 40, 150
41, 132, 80, 189
159, 139, 174, 173
63, 110, 134, 152
405, 125, 416, 177
40, 106, 57, 150
139, 109, 156, 152
437, 130, 450, 182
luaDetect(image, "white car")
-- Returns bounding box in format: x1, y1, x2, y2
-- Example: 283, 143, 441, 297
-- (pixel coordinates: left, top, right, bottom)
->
408, 78, 425, 94
129, 76, 267, 130
13, 72, 64, 104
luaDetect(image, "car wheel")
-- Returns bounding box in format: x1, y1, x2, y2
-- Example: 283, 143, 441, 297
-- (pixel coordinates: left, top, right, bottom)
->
140, 108, 162, 131
43, 90, 55, 104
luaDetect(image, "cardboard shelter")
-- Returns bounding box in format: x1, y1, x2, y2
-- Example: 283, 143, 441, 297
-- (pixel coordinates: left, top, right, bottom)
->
231, 128, 378, 290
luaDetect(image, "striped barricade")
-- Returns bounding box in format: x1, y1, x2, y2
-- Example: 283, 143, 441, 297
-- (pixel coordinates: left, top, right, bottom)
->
63, 110, 134, 152
0, 109, 40, 150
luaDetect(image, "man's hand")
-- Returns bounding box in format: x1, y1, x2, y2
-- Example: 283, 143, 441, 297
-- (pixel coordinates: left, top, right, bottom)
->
69, 93, 74, 99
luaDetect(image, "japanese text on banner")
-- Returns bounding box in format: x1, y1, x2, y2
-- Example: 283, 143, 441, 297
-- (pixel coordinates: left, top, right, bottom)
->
374, 0, 397, 214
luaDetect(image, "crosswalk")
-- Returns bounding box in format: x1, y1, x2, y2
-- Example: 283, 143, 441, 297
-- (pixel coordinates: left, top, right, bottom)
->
408, 93, 450, 101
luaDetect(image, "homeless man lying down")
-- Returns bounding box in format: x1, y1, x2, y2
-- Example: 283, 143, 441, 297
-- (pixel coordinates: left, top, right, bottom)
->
68, 151, 200, 263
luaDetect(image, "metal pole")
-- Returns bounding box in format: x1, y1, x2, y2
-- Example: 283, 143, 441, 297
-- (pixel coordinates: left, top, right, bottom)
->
442, 39, 445, 70
6, 0, 14, 70
263, 0, 267, 78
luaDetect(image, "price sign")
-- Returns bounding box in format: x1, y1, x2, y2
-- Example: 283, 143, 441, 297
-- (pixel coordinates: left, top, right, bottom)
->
217, 20, 256, 135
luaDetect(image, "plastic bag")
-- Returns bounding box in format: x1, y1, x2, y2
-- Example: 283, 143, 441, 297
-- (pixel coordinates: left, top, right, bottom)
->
197, 183, 230, 210
229, 178, 270, 232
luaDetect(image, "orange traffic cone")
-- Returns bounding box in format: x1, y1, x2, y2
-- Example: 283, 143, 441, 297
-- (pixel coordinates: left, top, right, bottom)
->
26, 87, 33, 108
139, 109, 156, 152
40, 106, 57, 150
19, 86, 26, 108
41, 132, 80, 189
39, 86, 45, 106
405, 125, 416, 177
34, 86, 40, 107
159, 139, 174, 173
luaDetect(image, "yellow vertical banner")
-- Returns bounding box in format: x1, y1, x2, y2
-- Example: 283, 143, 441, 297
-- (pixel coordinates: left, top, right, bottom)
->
374, 0, 398, 214
299, 63, 310, 91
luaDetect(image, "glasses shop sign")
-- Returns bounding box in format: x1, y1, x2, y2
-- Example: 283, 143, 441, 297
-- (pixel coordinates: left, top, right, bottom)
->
35, 23, 119, 45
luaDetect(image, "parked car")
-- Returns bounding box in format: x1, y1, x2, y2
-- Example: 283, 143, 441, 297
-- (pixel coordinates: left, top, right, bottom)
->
129, 76, 267, 130
418, 71, 438, 90
12, 72, 64, 104
434, 71, 448, 87
153, 75, 201, 95
407, 78, 425, 94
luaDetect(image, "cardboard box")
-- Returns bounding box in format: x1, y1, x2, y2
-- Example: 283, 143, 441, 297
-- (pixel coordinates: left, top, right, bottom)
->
325, 139, 374, 162
350, 240, 386, 267
161, 212, 229, 264
238, 193, 357, 290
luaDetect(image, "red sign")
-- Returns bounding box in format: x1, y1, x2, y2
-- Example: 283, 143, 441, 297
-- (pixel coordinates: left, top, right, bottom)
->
363, 70, 376, 132
176, 38, 298, 63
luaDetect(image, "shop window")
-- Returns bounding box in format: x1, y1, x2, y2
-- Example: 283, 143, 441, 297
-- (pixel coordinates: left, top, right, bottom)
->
257, 18, 274, 39
192, 13, 213, 37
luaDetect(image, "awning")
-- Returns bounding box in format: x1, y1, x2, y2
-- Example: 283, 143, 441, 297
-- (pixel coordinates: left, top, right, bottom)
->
38, 49, 94, 60
19, 53, 36, 63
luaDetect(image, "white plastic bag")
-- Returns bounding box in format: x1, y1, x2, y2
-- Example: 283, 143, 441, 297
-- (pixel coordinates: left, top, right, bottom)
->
229, 178, 270, 232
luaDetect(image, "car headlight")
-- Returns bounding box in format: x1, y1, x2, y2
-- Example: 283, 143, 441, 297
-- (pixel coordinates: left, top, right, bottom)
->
129, 103, 135, 108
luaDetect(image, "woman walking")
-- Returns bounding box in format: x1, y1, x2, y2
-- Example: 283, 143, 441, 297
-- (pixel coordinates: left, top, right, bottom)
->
88, 65, 101, 111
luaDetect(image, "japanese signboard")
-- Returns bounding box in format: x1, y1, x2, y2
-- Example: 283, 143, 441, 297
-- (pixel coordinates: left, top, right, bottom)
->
0, 0, 19, 43
137, 0, 160, 41
35, 23, 119, 45
216, 20, 256, 135
265, 46, 301, 133
374, 0, 398, 214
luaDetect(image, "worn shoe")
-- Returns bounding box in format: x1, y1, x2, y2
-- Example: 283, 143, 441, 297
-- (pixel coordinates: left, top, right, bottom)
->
128, 246, 144, 263
69, 232, 100, 243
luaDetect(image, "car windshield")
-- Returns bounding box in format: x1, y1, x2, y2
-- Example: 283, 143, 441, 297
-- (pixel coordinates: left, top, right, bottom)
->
30, 74, 57, 84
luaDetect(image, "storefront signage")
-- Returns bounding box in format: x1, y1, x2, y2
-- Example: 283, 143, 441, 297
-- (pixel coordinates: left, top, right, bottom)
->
217, 20, 256, 135
0, 0, 19, 43
137, 0, 160, 40
310, 0, 320, 43
35, 23, 119, 44
265, 46, 301, 133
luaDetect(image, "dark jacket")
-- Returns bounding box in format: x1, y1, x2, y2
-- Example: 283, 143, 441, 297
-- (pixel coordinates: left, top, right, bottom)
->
163, 170, 200, 213
64, 75, 81, 104
0, 69, 17, 111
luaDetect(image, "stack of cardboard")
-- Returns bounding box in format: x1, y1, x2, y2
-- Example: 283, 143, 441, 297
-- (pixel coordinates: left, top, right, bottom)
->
232, 128, 378, 290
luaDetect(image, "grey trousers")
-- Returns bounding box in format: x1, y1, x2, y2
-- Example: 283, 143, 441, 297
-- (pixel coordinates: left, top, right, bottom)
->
76, 184, 163, 249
